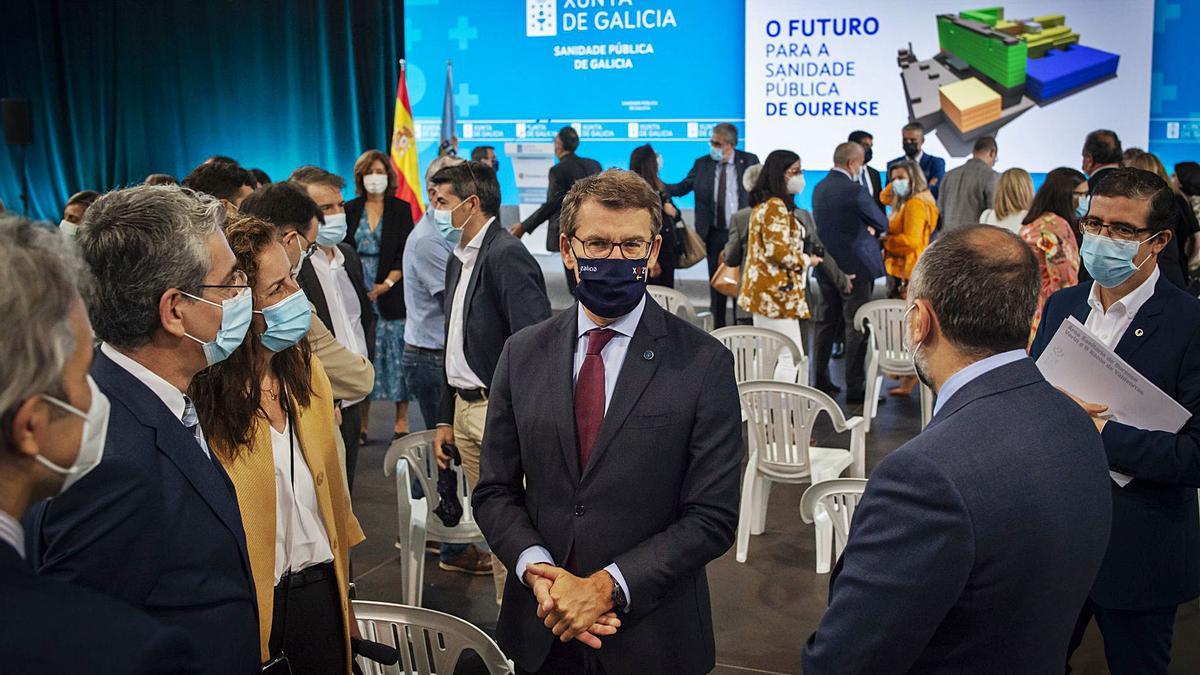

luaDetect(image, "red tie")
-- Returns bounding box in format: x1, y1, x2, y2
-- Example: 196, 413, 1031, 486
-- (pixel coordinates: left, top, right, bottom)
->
575, 328, 617, 471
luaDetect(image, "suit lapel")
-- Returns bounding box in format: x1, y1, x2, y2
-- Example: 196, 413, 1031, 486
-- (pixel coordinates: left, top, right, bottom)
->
581, 299, 667, 482
298, 262, 333, 337
552, 311, 582, 484
1114, 277, 1168, 362
91, 352, 252, 573
463, 222, 500, 323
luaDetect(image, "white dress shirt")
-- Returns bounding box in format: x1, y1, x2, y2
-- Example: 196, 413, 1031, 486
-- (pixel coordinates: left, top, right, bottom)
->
270, 420, 334, 584
100, 343, 211, 458
514, 298, 646, 611
1084, 266, 1160, 348
857, 166, 874, 195
0, 510, 24, 559
310, 247, 370, 405
445, 218, 494, 391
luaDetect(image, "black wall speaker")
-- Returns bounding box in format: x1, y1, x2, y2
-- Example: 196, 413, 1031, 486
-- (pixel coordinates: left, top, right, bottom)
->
2, 98, 32, 145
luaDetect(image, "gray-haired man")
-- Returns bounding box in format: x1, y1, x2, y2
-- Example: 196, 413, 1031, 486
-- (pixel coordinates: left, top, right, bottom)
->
26, 185, 261, 675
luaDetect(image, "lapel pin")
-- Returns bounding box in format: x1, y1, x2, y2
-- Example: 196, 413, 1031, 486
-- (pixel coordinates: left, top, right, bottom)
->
1135, 328, 1144, 337
643, 350, 654, 360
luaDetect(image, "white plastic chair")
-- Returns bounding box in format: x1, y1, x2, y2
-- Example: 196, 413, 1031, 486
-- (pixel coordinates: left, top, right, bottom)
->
854, 299, 934, 431
736, 381, 865, 572
353, 600, 512, 675
647, 285, 714, 332
712, 325, 808, 386
383, 431, 487, 607
800, 478, 868, 573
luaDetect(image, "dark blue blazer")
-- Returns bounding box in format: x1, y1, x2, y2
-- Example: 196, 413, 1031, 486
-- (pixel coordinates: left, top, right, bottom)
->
812, 170, 888, 280
666, 148, 760, 239
26, 350, 260, 675
0, 542, 201, 674
1031, 275, 1200, 609
803, 359, 1112, 674
888, 152, 947, 198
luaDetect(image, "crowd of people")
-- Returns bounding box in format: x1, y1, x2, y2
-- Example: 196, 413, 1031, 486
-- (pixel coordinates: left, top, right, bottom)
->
0, 118, 1198, 675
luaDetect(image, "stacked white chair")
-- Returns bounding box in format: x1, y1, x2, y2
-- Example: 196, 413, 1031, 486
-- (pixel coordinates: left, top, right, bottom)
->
382, 431, 487, 607
711, 325, 807, 386
853, 299, 934, 431
353, 600, 512, 674
800, 478, 869, 572
647, 285, 714, 332
736, 381, 866, 572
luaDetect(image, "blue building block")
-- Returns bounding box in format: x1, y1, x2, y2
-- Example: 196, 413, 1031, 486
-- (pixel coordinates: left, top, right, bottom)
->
1026, 44, 1120, 101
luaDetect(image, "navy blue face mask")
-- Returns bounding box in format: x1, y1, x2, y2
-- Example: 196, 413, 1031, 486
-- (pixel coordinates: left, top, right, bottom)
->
574, 256, 649, 318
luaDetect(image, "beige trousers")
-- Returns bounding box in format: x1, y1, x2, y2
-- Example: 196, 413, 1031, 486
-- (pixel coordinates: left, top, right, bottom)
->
454, 394, 508, 606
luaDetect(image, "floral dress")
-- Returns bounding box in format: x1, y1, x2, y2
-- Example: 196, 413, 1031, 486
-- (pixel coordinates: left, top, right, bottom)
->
1019, 212, 1080, 342
356, 212, 410, 402
737, 197, 811, 319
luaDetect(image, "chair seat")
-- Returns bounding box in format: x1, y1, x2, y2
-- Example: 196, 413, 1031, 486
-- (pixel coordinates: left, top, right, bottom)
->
758, 446, 853, 482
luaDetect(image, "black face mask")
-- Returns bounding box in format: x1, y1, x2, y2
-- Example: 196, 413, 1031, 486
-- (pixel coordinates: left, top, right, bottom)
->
903, 141, 920, 158
862, 146, 873, 164
575, 256, 649, 318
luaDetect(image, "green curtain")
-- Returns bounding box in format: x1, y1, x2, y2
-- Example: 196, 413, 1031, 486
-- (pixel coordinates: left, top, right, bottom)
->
0, 0, 404, 221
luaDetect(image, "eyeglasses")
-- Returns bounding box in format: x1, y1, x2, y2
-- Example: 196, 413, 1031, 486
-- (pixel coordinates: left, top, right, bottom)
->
1078, 216, 1154, 240
198, 270, 250, 298
571, 236, 652, 260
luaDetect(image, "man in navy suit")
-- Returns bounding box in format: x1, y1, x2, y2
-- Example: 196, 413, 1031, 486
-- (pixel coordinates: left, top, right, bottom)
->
812, 141, 889, 403
0, 217, 200, 674
887, 122, 946, 199
1031, 168, 1200, 675
26, 185, 261, 675
804, 225, 1113, 674
666, 122, 760, 328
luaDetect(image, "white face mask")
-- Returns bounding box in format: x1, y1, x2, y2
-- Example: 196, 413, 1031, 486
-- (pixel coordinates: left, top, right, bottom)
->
59, 220, 78, 237
363, 174, 389, 195
37, 376, 110, 494
787, 174, 806, 195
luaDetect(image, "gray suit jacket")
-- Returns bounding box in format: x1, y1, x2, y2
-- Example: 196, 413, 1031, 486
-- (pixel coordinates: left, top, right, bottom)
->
473, 298, 742, 675
937, 158, 999, 231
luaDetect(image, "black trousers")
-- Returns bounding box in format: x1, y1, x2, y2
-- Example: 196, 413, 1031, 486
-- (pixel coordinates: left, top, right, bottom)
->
1066, 598, 1177, 675
812, 273, 874, 395
338, 402, 361, 493
268, 562, 346, 675
705, 227, 730, 328
517, 640, 607, 675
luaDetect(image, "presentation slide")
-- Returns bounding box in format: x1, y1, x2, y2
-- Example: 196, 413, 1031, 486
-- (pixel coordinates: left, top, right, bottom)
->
403, 0, 744, 208
744, 1, 1154, 172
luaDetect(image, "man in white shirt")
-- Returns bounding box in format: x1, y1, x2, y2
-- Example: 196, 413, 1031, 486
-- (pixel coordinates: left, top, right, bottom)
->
1031, 167, 1200, 675
28, 185, 261, 675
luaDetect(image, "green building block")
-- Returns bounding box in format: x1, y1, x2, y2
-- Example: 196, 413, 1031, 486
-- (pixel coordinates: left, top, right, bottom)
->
960, 7, 1003, 25
938, 14, 1027, 88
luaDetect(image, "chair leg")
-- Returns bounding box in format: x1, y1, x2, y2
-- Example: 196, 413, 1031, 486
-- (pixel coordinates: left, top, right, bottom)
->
751, 477, 771, 535
735, 459, 759, 563
813, 504, 833, 574
408, 522, 426, 607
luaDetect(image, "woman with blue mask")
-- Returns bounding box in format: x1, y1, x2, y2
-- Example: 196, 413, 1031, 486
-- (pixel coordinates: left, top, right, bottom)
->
189, 214, 365, 675
1018, 167, 1087, 342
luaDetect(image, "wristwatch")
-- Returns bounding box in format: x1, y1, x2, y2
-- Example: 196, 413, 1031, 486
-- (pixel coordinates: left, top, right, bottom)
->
608, 571, 627, 611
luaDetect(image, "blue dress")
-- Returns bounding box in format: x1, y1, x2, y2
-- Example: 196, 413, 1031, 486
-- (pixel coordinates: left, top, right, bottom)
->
356, 212, 411, 402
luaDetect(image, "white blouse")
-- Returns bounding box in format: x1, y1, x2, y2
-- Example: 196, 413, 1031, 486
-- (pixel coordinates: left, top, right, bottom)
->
270, 421, 334, 584
979, 208, 1028, 234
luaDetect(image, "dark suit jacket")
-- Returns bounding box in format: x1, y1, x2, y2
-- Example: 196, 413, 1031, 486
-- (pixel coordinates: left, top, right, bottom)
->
521, 152, 603, 250
666, 149, 760, 239
1031, 276, 1200, 609
437, 219, 551, 424
297, 242, 378, 362
888, 152, 947, 199
802, 359, 1112, 674
812, 170, 888, 280
344, 196, 415, 320
0, 542, 201, 674
473, 298, 742, 675
26, 350, 260, 675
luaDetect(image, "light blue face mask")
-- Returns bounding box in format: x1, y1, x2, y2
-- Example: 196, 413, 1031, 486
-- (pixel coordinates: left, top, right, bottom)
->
892, 178, 911, 198
433, 199, 469, 244
182, 288, 253, 366
315, 212, 347, 247
254, 290, 312, 352
1075, 194, 1091, 219
709, 146, 725, 163
1080, 231, 1160, 288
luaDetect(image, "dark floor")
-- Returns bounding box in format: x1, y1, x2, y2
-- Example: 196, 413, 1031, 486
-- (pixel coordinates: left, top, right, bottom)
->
348, 271, 1199, 675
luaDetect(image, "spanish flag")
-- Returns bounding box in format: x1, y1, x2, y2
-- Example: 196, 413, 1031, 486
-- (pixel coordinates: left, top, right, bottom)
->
391, 60, 425, 224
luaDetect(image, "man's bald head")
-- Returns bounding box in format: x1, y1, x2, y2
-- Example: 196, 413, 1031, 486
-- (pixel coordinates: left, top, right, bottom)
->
833, 141, 865, 169
910, 225, 1039, 358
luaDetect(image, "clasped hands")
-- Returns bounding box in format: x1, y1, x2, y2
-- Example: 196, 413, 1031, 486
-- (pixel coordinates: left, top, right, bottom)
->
524, 563, 621, 649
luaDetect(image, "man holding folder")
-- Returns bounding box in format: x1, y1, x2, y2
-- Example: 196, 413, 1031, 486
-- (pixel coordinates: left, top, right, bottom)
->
1031, 167, 1200, 675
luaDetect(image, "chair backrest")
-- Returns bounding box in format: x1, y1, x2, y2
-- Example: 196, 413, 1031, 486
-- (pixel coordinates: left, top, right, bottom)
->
647, 286, 700, 322
854, 299, 914, 373
712, 326, 803, 383
800, 478, 868, 549
738, 380, 853, 470
352, 600, 512, 675
383, 431, 477, 529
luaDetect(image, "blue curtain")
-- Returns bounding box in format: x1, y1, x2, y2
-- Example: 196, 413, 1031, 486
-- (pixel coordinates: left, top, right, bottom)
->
0, 0, 404, 221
